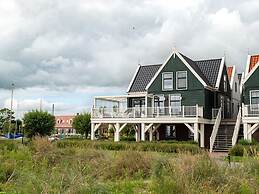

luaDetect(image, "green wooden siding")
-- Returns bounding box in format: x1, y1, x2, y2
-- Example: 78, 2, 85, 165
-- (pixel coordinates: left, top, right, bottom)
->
147, 54, 205, 106
243, 66, 259, 104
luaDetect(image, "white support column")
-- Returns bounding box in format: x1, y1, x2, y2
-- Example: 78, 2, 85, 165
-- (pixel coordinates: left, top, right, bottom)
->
114, 123, 120, 142
200, 123, 205, 148
141, 123, 146, 141
135, 124, 141, 142
243, 123, 248, 140
247, 124, 252, 141
91, 123, 95, 140
149, 128, 153, 142
194, 123, 199, 142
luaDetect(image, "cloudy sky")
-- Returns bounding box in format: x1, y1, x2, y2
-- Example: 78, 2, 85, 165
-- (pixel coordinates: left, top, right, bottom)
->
1, 0, 259, 116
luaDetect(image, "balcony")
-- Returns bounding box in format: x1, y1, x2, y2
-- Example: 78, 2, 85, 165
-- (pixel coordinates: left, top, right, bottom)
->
243, 104, 259, 117
92, 106, 203, 119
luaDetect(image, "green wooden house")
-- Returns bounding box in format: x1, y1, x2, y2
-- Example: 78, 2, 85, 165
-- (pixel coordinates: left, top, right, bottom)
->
91, 49, 237, 151
241, 54, 259, 141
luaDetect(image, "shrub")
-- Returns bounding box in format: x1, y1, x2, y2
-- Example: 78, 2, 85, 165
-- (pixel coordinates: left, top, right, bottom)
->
238, 139, 257, 145
56, 140, 201, 154
229, 145, 244, 156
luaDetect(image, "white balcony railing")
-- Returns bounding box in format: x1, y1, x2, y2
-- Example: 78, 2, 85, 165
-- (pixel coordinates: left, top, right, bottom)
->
243, 104, 259, 117
91, 106, 203, 119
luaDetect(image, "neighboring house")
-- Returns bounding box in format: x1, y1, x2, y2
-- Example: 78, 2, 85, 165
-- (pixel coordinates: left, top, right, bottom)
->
55, 116, 76, 135
91, 49, 235, 151
241, 54, 259, 141
227, 66, 241, 117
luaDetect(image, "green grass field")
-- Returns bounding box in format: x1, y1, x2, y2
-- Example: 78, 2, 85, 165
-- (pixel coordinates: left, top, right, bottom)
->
0, 138, 259, 194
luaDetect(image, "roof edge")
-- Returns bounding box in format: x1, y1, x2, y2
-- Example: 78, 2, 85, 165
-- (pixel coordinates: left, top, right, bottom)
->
126, 65, 141, 93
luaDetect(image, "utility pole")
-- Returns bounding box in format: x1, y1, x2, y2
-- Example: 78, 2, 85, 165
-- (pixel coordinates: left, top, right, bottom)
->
52, 104, 55, 115
9, 83, 15, 139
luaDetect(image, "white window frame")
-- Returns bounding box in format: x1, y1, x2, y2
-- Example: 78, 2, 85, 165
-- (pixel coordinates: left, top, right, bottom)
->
176, 71, 188, 90
169, 94, 182, 114
250, 90, 259, 110
162, 72, 173, 91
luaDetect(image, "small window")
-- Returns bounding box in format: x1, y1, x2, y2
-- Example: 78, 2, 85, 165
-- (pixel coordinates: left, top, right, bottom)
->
250, 90, 259, 105
224, 75, 227, 92
162, 73, 173, 90
176, 71, 187, 90
235, 82, 237, 93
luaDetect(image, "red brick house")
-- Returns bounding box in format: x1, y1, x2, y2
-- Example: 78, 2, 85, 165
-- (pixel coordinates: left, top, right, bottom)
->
55, 115, 76, 135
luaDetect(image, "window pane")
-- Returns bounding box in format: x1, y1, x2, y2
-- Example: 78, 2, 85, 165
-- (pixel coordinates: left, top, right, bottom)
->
177, 72, 187, 89
177, 72, 186, 78
251, 91, 259, 98
178, 79, 186, 88
163, 73, 173, 90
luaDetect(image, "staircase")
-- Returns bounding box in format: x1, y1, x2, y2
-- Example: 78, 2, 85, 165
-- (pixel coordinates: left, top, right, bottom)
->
212, 120, 236, 152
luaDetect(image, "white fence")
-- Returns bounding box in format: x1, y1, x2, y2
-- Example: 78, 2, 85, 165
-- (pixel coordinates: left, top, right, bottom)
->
243, 104, 259, 117
91, 106, 203, 119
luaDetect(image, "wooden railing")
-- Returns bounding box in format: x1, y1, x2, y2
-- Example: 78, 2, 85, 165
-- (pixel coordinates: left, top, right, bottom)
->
91, 105, 203, 119
210, 107, 222, 152
243, 104, 259, 117
232, 107, 242, 146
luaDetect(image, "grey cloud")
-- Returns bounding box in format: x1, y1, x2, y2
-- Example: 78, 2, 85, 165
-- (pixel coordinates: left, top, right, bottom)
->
0, 0, 259, 90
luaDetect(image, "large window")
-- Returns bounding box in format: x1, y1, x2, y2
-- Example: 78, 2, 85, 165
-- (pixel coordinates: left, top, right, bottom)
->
162, 72, 173, 90
250, 90, 259, 105
176, 71, 187, 90
170, 94, 182, 114
154, 95, 165, 114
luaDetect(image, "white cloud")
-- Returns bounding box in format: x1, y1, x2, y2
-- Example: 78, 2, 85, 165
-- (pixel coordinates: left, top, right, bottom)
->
0, 0, 259, 113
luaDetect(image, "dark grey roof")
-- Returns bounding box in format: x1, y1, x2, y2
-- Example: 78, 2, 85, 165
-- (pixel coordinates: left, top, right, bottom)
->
179, 53, 211, 86
128, 54, 223, 93
128, 64, 162, 93
195, 59, 222, 87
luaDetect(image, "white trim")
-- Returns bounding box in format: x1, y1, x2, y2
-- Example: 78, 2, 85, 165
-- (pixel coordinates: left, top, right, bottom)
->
176, 52, 208, 87
229, 66, 235, 90
184, 123, 194, 134
127, 65, 141, 93
145, 51, 208, 91
243, 61, 259, 84
240, 72, 245, 94
176, 71, 188, 90
162, 72, 173, 91
215, 57, 225, 88
145, 52, 174, 90
245, 55, 251, 77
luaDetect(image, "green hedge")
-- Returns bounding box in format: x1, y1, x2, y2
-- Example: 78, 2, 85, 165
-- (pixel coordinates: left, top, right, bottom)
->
229, 144, 259, 157
56, 140, 200, 154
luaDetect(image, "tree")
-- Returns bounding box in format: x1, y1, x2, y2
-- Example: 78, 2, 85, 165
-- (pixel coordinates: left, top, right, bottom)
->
0, 108, 15, 133
23, 110, 55, 137
72, 113, 91, 138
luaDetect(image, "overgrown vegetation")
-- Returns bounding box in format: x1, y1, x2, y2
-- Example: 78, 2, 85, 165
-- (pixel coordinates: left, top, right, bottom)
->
57, 139, 200, 154
229, 143, 259, 157
0, 138, 259, 193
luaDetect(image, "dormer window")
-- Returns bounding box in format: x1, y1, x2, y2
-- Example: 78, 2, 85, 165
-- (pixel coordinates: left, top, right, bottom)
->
162, 72, 173, 91
176, 71, 187, 90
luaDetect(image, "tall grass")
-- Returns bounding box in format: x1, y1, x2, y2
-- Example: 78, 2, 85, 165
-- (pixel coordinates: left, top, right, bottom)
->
0, 138, 258, 193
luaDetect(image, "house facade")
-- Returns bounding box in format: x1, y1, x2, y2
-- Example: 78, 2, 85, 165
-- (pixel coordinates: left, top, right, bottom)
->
227, 66, 241, 117
241, 54, 259, 141
91, 49, 236, 151
55, 115, 76, 135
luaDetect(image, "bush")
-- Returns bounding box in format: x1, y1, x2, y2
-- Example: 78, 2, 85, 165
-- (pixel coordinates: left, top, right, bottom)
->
238, 139, 257, 145
229, 145, 244, 156
56, 140, 201, 154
